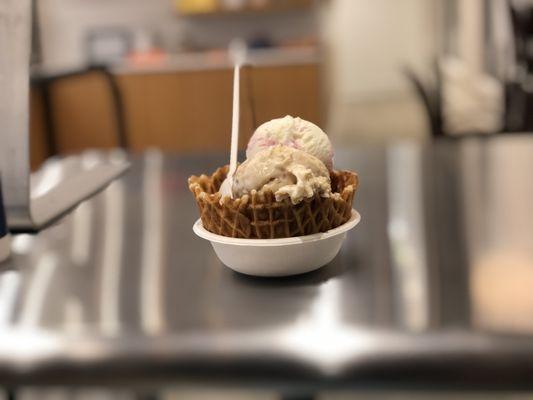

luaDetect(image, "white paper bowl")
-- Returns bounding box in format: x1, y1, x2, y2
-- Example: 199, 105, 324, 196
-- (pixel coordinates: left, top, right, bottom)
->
193, 209, 361, 277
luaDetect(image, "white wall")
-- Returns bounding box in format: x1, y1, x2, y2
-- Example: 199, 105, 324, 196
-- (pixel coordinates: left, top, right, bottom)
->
38, 0, 177, 67
321, 0, 437, 101
319, 0, 438, 141
38, 0, 316, 68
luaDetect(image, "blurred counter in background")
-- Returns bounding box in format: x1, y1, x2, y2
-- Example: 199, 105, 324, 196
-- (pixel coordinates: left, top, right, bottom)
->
177, 0, 313, 16
31, 0, 323, 169
115, 46, 318, 73
29, 47, 321, 170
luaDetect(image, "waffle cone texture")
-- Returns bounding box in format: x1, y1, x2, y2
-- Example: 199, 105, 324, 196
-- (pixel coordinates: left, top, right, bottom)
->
189, 165, 358, 239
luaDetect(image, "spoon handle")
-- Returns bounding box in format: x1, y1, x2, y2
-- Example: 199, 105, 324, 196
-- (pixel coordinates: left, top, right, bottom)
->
228, 64, 240, 176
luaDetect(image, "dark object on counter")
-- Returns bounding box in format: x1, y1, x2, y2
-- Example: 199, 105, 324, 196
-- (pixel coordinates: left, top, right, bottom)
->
502, 1, 533, 131
508, 0, 533, 75
504, 81, 529, 132
249, 35, 274, 49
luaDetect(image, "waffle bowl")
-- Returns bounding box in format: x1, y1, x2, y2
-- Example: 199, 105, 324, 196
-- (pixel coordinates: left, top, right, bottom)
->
189, 165, 360, 277
188, 165, 358, 239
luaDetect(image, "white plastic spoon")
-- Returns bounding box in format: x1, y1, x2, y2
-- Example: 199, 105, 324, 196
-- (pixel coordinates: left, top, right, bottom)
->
219, 63, 241, 198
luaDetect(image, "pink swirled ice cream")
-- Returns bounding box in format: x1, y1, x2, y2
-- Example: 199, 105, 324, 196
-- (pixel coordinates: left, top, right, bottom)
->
246, 115, 334, 169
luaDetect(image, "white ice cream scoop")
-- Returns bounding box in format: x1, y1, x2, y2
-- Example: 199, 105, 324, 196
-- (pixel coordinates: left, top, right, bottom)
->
232, 145, 331, 204
247, 115, 334, 169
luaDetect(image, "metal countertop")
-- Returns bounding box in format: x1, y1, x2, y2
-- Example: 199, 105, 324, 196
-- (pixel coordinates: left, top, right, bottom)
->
1, 137, 533, 390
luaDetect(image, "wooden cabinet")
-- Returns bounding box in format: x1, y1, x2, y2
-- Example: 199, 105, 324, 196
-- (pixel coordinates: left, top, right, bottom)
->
30, 63, 321, 167
120, 69, 256, 153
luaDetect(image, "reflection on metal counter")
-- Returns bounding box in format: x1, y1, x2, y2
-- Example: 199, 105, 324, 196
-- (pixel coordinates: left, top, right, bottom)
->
0, 139, 533, 391
461, 137, 533, 334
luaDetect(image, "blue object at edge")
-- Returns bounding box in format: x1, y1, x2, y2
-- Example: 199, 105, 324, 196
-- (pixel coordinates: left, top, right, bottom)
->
0, 182, 7, 237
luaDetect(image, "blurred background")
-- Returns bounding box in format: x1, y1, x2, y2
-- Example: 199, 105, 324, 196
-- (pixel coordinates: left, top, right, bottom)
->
7, 1, 533, 399
29, 0, 529, 169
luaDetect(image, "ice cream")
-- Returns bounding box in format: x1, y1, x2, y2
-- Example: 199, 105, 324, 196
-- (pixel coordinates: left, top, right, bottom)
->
189, 115, 358, 240
232, 145, 331, 204
247, 115, 334, 169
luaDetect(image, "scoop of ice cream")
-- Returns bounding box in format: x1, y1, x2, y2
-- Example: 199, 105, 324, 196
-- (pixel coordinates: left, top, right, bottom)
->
218, 175, 233, 199
232, 145, 331, 204
247, 116, 334, 169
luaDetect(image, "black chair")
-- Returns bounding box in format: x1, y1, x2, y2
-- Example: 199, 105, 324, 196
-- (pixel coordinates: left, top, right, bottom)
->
403, 61, 444, 138
30, 64, 128, 155
505, 0, 533, 132
508, 0, 533, 75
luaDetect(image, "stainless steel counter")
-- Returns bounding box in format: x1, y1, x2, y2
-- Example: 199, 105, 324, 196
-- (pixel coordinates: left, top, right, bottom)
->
112, 47, 319, 75
1, 137, 533, 390
32, 47, 319, 78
